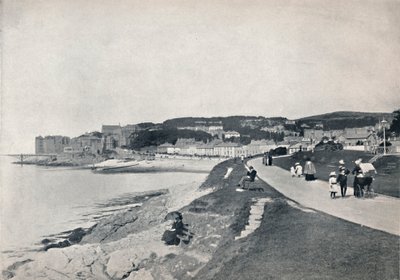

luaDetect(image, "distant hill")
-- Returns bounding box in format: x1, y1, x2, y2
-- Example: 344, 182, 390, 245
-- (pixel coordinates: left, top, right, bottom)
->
297, 111, 394, 130
127, 111, 396, 149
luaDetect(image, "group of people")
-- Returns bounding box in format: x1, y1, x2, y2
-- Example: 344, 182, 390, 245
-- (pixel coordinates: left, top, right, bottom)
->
289, 157, 372, 199
290, 158, 317, 181
328, 159, 351, 199
328, 158, 375, 199
262, 152, 273, 166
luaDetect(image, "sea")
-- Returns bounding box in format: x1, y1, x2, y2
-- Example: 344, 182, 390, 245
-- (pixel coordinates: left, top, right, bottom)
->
0, 156, 216, 269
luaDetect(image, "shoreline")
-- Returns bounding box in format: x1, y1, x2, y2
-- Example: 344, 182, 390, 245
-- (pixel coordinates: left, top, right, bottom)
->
3, 158, 399, 279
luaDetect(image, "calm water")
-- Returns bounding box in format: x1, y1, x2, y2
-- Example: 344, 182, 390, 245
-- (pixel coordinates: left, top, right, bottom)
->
0, 156, 214, 264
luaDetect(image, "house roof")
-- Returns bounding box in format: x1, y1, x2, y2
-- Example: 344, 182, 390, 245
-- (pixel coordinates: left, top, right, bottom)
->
289, 143, 303, 148
102, 125, 121, 129
215, 142, 242, 147
225, 130, 240, 134
344, 132, 371, 139
159, 143, 174, 147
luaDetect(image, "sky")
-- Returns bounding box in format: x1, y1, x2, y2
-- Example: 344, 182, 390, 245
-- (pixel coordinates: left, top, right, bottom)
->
1, 0, 400, 153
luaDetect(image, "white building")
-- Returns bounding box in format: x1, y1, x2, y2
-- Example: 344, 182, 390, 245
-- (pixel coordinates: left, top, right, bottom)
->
224, 131, 241, 138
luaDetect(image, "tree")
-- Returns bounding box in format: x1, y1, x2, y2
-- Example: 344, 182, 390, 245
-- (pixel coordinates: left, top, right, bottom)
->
389, 109, 400, 136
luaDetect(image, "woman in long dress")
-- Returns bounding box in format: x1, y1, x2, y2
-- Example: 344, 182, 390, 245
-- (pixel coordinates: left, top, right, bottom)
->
303, 158, 316, 181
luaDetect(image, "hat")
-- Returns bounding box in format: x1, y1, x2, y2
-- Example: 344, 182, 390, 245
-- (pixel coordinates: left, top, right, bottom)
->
329, 171, 336, 176
249, 166, 254, 169
355, 159, 362, 165
339, 159, 345, 165
295, 162, 300, 166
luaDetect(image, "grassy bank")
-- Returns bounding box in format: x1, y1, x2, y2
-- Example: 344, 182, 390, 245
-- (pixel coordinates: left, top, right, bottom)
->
190, 158, 399, 279
272, 150, 400, 197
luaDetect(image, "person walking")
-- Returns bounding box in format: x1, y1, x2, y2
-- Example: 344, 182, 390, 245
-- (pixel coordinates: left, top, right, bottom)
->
268, 153, 273, 166
337, 159, 350, 197
352, 158, 363, 196
303, 158, 316, 181
263, 152, 268, 165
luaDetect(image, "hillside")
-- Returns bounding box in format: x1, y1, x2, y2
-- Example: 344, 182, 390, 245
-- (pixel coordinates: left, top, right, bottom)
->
127, 111, 396, 149
297, 111, 394, 130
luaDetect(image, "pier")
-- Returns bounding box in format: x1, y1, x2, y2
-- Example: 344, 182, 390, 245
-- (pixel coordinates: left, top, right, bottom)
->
6, 154, 58, 165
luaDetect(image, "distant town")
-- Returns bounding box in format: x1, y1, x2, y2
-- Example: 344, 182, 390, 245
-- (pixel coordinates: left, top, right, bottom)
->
35, 111, 400, 160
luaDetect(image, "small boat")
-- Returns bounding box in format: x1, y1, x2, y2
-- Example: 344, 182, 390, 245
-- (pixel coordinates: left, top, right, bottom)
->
91, 159, 139, 172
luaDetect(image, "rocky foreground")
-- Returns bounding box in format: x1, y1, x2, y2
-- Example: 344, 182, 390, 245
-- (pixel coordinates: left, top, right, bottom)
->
3, 159, 399, 280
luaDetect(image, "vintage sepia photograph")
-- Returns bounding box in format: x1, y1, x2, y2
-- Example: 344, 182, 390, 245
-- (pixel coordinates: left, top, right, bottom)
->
1, 0, 399, 279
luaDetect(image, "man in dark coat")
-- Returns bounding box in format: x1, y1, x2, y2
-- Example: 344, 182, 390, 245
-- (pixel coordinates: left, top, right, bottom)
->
337, 159, 350, 197
238, 166, 257, 189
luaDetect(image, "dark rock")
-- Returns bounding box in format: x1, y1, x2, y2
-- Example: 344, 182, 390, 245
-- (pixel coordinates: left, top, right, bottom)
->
67, 227, 87, 243
41, 238, 52, 245
44, 239, 71, 251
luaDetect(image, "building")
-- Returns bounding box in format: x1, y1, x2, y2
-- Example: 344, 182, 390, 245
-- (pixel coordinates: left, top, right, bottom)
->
285, 120, 296, 125
261, 125, 285, 133
121, 124, 141, 147
364, 133, 379, 153
102, 125, 122, 135
288, 143, 303, 154
224, 131, 241, 139
35, 135, 71, 154
101, 125, 124, 150
303, 129, 325, 142
157, 143, 175, 154
177, 123, 224, 138
214, 142, 243, 157
342, 127, 372, 146
70, 133, 102, 154
195, 142, 216, 156
35, 136, 45, 154
244, 140, 276, 156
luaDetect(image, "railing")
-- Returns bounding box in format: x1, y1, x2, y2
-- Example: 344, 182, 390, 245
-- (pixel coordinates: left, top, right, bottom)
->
368, 154, 383, 164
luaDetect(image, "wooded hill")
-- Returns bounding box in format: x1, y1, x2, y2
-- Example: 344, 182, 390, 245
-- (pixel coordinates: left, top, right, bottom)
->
297, 111, 394, 130
128, 111, 396, 149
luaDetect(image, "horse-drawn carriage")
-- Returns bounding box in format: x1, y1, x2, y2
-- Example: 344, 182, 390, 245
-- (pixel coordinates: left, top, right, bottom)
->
353, 163, 377, 198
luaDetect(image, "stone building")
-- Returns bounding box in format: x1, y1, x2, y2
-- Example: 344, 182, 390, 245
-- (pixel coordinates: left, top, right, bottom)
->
35, 135, 71, 154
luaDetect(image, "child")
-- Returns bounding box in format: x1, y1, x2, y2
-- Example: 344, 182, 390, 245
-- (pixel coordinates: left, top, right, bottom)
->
290, 166, 296, 177
329, 171, 339, 199
294, 163, 303, 177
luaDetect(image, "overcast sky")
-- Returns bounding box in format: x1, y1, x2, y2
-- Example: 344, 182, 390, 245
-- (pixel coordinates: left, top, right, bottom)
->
1, 0, 399, 153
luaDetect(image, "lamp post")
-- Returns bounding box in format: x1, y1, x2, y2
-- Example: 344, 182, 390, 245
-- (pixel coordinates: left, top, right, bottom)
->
381, 119, 388, 155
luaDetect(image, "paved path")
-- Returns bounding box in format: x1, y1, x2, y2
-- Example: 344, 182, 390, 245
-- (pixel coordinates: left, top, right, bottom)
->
249, 159, 400, 236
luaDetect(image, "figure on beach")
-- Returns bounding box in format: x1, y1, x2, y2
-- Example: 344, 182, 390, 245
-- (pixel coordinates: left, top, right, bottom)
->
162, 212, 192, 246
337, 159, 350, 197
238, 165, 257, 189
294, 162, 303, 177
303, 158, 316, 181
329, 171, 339, 199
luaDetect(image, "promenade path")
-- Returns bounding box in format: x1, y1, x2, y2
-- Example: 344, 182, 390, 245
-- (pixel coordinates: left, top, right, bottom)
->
249, 159, 400, 236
